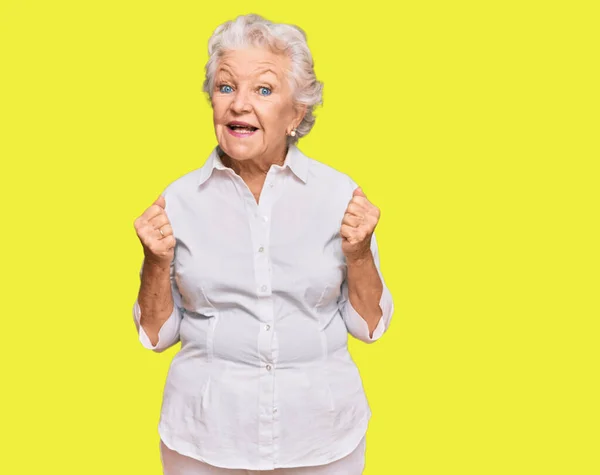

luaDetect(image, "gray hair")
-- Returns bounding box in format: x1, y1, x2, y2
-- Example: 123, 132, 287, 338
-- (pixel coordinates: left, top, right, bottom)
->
203, 14, 323, 144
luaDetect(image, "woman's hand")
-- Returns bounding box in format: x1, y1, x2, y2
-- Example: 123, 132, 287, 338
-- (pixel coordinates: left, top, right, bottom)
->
340, 187, 380, 263
134, 195, 176, 268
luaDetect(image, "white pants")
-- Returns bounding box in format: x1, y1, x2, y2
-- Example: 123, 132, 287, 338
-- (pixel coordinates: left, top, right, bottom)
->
160, 437, 366, 475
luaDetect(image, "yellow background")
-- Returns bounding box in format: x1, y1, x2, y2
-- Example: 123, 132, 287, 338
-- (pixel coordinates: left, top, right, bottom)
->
1, 0, 598, 473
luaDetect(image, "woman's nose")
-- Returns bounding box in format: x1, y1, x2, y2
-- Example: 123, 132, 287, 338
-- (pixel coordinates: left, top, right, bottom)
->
230, 88, 252, 113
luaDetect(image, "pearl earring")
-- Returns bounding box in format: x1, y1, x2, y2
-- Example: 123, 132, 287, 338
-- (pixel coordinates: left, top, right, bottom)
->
290, 128, 297, 137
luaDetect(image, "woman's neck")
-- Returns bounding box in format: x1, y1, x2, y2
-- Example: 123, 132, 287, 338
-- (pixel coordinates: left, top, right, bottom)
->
222, 147, 288, 180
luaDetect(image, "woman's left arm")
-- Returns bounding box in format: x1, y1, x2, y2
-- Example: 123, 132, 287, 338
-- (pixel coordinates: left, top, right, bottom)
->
339, 187, 395, 343
340, 232, 395, 342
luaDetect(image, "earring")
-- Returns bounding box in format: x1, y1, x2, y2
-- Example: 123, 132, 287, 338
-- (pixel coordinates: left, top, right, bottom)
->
290, 128, 297, 137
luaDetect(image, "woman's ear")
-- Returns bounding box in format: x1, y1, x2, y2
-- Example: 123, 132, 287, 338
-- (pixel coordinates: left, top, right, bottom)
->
293, 103, 308, 128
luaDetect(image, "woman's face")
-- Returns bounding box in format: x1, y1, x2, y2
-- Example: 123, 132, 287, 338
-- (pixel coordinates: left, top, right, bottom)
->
211, 47, 305, 164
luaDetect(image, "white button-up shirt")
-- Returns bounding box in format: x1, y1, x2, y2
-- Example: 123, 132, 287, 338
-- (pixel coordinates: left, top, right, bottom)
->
133, 145, 394, 470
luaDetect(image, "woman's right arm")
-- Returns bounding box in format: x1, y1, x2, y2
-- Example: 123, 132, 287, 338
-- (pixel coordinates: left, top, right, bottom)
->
132, 194, 182, 352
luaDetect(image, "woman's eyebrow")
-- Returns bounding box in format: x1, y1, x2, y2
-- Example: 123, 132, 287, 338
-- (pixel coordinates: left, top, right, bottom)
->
216, 66, 235, 78
255, 68, 280, 79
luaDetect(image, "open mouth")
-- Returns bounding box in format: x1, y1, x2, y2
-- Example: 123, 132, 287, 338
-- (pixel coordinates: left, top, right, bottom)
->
227, 122, 259, 134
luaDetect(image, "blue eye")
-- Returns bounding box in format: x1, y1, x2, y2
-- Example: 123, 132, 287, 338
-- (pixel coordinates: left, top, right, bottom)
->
259, 86, 272, 96
219, 85, 233, 94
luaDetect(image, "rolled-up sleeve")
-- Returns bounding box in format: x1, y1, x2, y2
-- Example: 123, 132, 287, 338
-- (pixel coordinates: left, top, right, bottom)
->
132, 257, 183, 352
339, 232, 394, 343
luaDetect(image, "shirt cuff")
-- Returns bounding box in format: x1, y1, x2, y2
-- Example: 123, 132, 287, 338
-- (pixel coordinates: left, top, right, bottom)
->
343, 284, 394, 343
132, 300, 181, 352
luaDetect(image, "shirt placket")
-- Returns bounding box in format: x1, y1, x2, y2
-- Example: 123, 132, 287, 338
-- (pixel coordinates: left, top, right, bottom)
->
247, 171, 282, 470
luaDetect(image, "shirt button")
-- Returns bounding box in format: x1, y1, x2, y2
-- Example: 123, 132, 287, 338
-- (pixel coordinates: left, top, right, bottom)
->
260, 285, 267, 292
273, 408, 278, 413
258, 246, 264, 253
269, 183, 274, 188
265, 324, 271, 331
262, 216, 269, 222
266, 364, 272, 371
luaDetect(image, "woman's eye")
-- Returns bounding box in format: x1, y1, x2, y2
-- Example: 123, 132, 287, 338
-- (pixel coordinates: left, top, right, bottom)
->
258, 86, 272, 96
219, 85, 233, 93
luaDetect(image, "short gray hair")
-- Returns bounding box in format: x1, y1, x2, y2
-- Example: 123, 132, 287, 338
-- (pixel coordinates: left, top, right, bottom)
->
203, 14, 324, 144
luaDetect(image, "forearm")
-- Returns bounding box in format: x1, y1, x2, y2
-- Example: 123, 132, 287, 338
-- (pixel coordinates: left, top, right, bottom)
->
137, 259, 174, 346
346, 253, 384, 338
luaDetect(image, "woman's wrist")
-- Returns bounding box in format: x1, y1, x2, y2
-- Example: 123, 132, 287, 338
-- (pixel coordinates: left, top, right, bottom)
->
346, 251, 374, 268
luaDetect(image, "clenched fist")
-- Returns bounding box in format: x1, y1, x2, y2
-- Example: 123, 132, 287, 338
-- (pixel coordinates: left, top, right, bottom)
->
134, 195, 175, 267
341, 187, 380, 262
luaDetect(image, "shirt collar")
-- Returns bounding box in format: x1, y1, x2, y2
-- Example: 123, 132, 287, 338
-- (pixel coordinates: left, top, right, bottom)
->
197, 144, 309, 187
196, 147, 226, 186
285, 145, 309, 184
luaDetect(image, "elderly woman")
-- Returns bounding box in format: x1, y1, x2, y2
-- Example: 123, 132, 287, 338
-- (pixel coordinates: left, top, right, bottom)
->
132, 14, 394, 475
